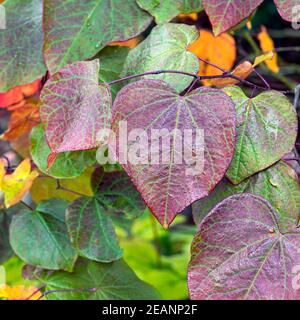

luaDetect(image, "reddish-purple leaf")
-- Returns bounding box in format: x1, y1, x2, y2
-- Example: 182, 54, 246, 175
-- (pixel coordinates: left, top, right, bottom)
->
274, 0, 300, 22
202, 0, 263, 35
40, 60, 111, 161
188, 193, 300, 300
109, 79, 236, 227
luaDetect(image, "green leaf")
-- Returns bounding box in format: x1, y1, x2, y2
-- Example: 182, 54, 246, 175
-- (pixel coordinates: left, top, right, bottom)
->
10, 200, 77, 271
0, 0, 46, 92
224, 86, 297, 184
97, 46, 130, 98
36, 198, 69, 221
121, 23, 199, 92
91, 167, 146, 219
30, 125, 96, 179
66, 196, 123, 262
0, 209, 13, 263
43, 0, 153, 74
193, 161, 300, 232
37, 258, 161, 300
136, 0, 203, 24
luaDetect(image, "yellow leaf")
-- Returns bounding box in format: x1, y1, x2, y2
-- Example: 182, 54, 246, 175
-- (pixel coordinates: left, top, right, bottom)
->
211, 61, 254, 87
257, 26, 279, 73
31, 168, 94, 203
0, 284, 41, 300
253, 51, 274, 68
246, 21, 252, 30
1, 158, 39, 208
188, 29, 236, 86
0, 159, 5, 190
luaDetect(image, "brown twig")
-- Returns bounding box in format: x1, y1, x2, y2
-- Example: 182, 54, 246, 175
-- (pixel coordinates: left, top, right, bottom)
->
56, 180, 86, 197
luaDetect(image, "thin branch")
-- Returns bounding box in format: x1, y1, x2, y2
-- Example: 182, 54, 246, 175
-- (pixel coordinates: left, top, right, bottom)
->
283, 157, 300, 162
197, 57, 227, 73
108, 69, 271, 92
275, 46, 300, 52
26, 284, 46, 300
185, 76, 199, 95
56, 179, 86, 197
252, 68, 270, 89
20, 201, 34, 211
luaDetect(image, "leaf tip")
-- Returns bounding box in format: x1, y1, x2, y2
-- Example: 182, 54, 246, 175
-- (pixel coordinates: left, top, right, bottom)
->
162, 223, 169, 230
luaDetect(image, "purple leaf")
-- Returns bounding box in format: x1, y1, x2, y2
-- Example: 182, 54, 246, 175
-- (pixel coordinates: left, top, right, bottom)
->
40, 60, 111, 162
202, 0, 263, 35
274, 0, 300, 22
188, 193, 300, 300
109, 79, 236, 227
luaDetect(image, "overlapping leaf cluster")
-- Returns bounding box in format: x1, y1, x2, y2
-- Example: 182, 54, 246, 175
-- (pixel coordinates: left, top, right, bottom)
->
0, 0, 299, 300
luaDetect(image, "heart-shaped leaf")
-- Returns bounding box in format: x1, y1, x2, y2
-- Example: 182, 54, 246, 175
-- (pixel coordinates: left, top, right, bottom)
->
202, 0, 263, 35
224, 86, 297, 184
274, 0, 299, 21
136, 0, 203, 24
36, 258, 161, 300
66, 196, 123, 262
109, 79, 236, 227
193, 161, 300, 231
0, 0, 46, 92
40, 60, 112, 159
30, 125, 96, 179
188, 193, 300, 300
43, 0, 152, 74
121, 23, 199, 92
10, 200, 77, 272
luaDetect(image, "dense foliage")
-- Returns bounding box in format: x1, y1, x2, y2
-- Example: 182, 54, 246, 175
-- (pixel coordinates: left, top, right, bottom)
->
0, 0, 299, 300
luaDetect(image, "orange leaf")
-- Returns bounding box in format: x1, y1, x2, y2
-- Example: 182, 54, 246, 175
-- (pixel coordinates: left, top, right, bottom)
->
1, 103, 40, 141
0, 79, 41, 109
211, 61, 254, 87
0, 158, 39, 208
188, 29, 236, 86
257, 26, 279, 73
0, 284, 41, 300
109, 36, 142, 49
177, 13, 198, 21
